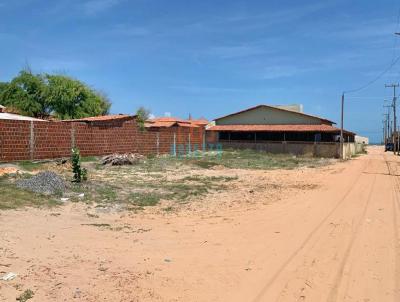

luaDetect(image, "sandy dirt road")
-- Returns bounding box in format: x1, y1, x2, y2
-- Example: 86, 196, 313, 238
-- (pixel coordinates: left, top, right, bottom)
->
1, 146, 399, 301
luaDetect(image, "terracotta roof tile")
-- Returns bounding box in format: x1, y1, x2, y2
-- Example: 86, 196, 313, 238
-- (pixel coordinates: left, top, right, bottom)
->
208, 124, 355, 135
62, 114, 133, 122
189, 119, 209, 125
149, 117, 189, 123
146, 117, 201, 128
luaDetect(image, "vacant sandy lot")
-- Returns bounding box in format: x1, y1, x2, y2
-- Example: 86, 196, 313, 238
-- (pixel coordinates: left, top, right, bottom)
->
1, 146, 398, 301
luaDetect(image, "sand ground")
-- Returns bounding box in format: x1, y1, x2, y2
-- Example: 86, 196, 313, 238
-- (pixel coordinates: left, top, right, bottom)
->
1, 146, 399, 301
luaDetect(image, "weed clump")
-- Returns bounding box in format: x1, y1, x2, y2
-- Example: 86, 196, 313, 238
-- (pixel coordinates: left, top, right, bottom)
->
72, 148, 87, 183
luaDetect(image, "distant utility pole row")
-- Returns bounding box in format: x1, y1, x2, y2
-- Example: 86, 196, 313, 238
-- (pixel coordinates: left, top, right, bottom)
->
384, 83, 399, 154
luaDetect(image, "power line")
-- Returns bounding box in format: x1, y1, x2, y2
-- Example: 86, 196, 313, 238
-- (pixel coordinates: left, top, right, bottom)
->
391, 6, 400, 64
344, 54, 400, 94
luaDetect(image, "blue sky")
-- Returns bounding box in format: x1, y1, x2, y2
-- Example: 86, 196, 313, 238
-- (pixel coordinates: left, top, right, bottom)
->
1, 0, 400, 142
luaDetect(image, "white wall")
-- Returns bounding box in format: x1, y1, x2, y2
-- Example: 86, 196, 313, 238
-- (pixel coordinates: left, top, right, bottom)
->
216, 106, 325, 125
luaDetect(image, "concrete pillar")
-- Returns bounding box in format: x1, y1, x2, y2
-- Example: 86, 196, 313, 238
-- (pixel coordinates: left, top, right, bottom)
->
202, 130, 206, 152
156, 132, 160, 156
71, 124, 76, 149
188, 132, 191, 155
173, 132, 176, 157
29, 121, 34, 160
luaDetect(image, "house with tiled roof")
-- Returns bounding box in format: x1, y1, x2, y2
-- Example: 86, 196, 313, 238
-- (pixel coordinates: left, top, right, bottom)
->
145, 117, 209, 129
207, 104, 356, 157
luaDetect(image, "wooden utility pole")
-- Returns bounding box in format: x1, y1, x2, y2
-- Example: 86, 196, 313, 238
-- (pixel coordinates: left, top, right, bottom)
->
384, 104, 392, 146
385, 84, 399, 154
385, 113, 389, 145
340, 93, 344, 159
383, 119, 386, 145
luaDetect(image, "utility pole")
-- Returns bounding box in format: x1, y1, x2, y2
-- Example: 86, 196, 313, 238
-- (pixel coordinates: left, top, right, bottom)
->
385, 83, 399, 154
384, 103, 392, 146
383, 112, 389, 145
383, 119, 386, 145
340, 93, 344, 159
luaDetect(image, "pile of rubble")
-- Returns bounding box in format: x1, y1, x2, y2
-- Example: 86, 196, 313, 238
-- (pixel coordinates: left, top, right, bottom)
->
16, 171, 66, 195
101, 153, 145, 166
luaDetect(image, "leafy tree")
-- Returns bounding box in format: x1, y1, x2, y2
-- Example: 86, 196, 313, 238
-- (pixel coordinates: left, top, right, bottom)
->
135, 106, 150, 131
0, 71, 51, 118
46, 75, 110, 119
0, 70, 111, 119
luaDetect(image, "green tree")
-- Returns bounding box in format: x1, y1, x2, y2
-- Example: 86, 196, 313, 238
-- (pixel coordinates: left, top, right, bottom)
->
46, 75, 110, 119
0, 71, 51, 118
135, 106, 150, 131
0, 70, 111, 119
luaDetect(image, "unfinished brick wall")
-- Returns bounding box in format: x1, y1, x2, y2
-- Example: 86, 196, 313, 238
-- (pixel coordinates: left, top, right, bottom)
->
0, 119, 205, 162
0, 120, 31, 161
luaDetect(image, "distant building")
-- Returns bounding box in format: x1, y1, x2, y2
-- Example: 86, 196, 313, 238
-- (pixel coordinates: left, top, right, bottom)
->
0, 105, 45, 121
274, 104, 303, 113
355, 135, 369, 145
208, 104, 355, 143
145, 117, 208, 129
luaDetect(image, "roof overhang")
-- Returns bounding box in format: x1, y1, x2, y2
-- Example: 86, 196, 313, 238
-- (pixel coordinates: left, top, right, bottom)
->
208, 124, 355, 135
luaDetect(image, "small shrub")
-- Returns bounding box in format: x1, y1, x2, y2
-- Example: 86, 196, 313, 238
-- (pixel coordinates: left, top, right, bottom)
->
135, 106, 150, 131
71, 148, 87, 183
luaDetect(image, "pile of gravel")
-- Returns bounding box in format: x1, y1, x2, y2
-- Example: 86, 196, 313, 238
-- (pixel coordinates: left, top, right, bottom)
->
16, 171, 66, 195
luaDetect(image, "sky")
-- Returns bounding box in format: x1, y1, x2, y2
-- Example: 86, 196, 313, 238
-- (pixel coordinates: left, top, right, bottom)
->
1, 0, 400, 143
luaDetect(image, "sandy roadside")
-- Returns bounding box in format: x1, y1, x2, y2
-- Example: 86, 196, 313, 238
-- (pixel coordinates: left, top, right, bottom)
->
1, 146, 398, 301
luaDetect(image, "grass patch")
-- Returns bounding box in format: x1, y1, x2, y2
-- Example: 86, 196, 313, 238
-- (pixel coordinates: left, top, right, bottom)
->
0, 177, 60, 210
16, 289, 34, 302
16, 161, 45, 171
128, 192, 162, 207
192, 160, 221, 169
188, 149, 329, 170
127, 150, 328, 171
96, 185, 117, 203
81, 156, 98, 162
162, 206, 174, 212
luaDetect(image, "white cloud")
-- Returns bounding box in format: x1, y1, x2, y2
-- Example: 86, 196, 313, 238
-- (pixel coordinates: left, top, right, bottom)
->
164, 112, 171, 117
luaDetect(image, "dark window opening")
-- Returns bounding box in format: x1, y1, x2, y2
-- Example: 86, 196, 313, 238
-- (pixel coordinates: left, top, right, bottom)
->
219, 131, 346, 142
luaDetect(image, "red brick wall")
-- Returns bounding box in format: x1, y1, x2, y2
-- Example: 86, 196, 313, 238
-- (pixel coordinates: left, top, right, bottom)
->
0, 120, 31, 161
33, 122, 72, 159
0, 119, 205, 162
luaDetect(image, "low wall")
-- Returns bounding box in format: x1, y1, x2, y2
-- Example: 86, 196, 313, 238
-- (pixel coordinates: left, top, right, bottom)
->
343, 142, 365, 159
217, 140, 340, 157
0, 119, 205, 162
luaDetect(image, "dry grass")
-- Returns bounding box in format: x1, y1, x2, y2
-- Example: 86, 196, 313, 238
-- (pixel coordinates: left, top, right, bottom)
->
0, 175, 60, 210
0, 149, 330, 210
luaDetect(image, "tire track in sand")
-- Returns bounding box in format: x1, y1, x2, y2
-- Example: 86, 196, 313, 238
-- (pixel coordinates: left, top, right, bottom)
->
326, 173, 376, 302
387, 153, 400, 301
252, 159, 371, 302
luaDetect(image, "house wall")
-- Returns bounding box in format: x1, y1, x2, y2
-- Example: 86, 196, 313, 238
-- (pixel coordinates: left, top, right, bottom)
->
217, 140, 340, 157
216, 106, 326, 126
0, 119, 205, 162
355, 135, 369, 144
213, 140, 365, 158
